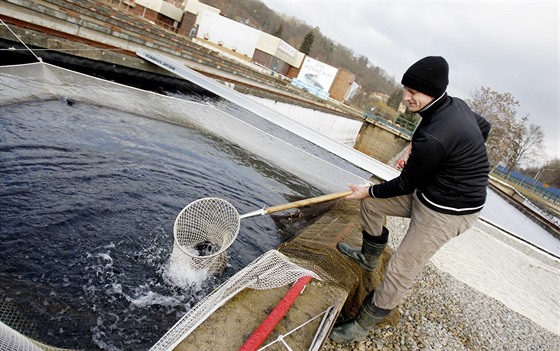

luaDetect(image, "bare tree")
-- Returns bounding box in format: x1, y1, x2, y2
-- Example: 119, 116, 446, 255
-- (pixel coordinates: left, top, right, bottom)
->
521, 158, 560, 188
466, 87, 520, 170
507, 118, 545, 170
542, 158, 560, 188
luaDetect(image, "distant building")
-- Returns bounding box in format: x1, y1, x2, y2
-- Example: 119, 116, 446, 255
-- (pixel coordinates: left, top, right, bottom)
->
370, 92, 390, 103
131, 0, 185, 33
254, 32, 305, 76
134, 0, 359, 102
330, 69, 357, 103
182, 0, 220, 38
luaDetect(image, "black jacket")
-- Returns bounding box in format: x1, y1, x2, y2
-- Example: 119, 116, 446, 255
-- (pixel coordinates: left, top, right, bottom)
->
370, 94, 491, 215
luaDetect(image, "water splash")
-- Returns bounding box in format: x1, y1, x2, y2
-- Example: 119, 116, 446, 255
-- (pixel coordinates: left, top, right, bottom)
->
1, 99, 302, 349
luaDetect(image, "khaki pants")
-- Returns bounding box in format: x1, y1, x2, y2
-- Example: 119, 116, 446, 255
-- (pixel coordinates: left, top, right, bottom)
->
360, 192, 480, 310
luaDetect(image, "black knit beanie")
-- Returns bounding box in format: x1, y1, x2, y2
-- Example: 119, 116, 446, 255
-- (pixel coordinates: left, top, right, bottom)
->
401, 56, 449, 97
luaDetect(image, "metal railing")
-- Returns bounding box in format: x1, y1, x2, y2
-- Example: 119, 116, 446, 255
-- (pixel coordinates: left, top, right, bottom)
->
492, 168, 559, 205
363, 112, 414, 138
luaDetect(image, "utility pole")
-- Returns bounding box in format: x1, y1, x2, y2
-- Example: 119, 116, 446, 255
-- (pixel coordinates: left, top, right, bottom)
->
532, 167, 550, 193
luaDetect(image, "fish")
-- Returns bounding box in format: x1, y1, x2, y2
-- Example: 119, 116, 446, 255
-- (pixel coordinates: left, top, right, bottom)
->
194, 240, 221, 256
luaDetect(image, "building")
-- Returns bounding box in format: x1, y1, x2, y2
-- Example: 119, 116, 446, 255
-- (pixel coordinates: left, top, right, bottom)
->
129, 0, 186, 34
132, 0, 359, 103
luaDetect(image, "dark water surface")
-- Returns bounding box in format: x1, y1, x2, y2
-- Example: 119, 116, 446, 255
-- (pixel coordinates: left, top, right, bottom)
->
0, 99, 326, 350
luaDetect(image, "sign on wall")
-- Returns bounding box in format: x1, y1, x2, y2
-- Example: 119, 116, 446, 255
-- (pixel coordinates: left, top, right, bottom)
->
297, 56, 338, 92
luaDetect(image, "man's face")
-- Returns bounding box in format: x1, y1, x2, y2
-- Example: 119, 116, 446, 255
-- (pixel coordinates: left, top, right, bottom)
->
403, 87, 434, 112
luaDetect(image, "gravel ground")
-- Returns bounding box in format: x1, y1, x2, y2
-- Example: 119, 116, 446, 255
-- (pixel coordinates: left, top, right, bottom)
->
321, 217, 560, 351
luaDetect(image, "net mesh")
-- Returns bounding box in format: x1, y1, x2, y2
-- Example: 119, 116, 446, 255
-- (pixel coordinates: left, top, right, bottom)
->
275, 199, 392, 320
0, 295, 75, 351
174, 198, 241, 258
171, 197, 241, 274
0, 61, 367, 350
0, 62, 367, 192
168, 242, 229, 279
149, 250, 320, 351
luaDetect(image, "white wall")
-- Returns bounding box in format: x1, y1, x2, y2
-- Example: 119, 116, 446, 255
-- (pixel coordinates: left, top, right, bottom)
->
196, 11, 260, 58
184, 0, 220, 17
136, 0, 183, 21
249, 96, 362, 147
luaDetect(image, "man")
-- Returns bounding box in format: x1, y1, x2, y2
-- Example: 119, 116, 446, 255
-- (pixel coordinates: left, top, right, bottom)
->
330, 56, 491, 343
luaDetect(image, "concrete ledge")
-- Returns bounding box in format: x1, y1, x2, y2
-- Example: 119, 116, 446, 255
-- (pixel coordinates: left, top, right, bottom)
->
175, 199, 398, 350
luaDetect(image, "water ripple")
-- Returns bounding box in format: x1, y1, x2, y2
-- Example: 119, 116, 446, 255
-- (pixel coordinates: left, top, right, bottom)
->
0, 99, 320, 350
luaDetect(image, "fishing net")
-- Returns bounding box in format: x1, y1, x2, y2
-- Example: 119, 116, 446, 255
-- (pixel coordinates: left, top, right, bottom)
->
0, 295, 76, 351
0, 61, 370, 350
174, 197, 240, 259
154, 198, 394, 351
172, 190, 353, 273
149, 250, 320, 351
170, 198, 238, 274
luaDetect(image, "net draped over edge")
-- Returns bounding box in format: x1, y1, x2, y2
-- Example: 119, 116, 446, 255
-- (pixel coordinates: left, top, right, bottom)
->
149, 250, 320, 351
1, 62, 362, 351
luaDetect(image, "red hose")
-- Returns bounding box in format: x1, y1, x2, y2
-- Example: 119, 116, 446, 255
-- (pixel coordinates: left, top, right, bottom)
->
238, 275, 313, 351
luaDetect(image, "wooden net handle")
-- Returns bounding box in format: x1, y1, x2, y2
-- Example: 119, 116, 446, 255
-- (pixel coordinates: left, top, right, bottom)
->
263, 190, 353, 215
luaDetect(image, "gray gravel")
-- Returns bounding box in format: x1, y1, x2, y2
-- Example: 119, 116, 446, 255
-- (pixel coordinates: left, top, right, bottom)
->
321, 217, 560, 351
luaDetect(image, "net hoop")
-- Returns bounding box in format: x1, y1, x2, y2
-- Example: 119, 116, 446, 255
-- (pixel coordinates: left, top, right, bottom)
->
173, 197, 241, 259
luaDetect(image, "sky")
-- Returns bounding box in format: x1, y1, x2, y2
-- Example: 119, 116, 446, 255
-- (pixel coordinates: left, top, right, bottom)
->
261, 0, 559, 163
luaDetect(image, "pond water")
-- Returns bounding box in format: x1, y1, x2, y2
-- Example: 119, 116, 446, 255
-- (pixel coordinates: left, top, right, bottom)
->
0, 98, 337, 350
5, 60, 556, 351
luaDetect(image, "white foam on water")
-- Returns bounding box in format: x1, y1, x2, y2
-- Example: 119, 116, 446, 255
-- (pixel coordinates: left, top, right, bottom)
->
96, 252, 114, 265
127, 290, 186, 309
163, 255, 210, 289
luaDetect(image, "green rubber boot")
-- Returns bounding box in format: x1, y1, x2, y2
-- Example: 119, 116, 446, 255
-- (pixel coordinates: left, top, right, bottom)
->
329, 291, 391, 344
337, 228, 388, 271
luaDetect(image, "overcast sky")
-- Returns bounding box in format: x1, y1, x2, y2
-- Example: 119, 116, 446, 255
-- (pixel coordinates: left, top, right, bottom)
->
262, 0, 559, 163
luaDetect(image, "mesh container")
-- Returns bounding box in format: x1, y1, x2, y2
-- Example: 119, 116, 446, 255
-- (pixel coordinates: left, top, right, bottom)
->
1, 60, 370, 350
174, 197, 240, 259
0, 295, 76, 351
150, 250, 320, 351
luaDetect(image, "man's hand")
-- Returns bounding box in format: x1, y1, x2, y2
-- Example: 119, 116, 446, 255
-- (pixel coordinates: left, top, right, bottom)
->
345, 183, 371, 199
